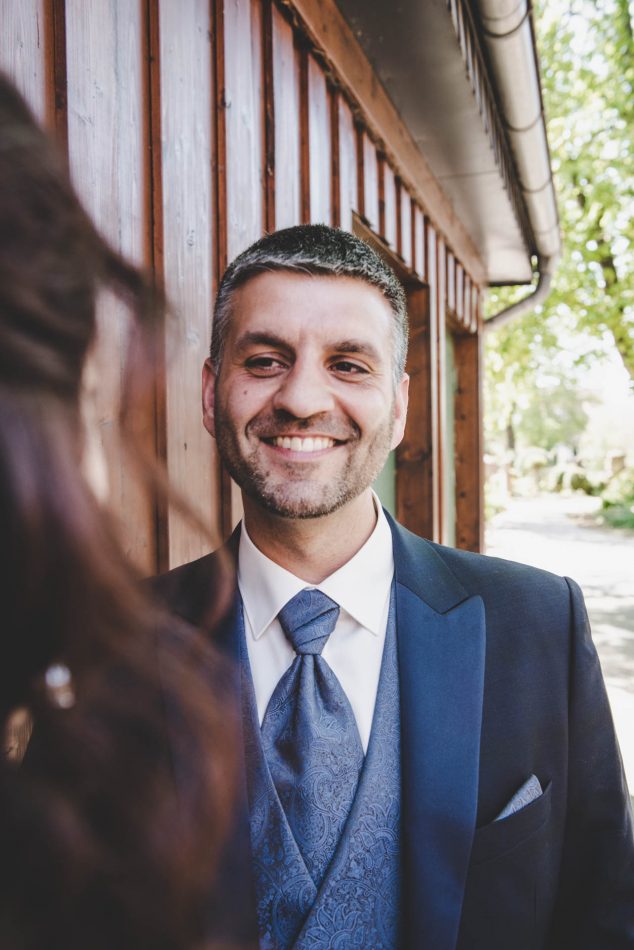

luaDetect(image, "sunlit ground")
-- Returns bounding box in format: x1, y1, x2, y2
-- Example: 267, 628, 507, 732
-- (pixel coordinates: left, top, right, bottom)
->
486, 492, 634, 804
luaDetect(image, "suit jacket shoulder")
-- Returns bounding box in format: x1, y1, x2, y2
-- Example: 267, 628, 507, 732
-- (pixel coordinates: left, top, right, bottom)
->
388, 513, 572, 631
150, 531, 238, 631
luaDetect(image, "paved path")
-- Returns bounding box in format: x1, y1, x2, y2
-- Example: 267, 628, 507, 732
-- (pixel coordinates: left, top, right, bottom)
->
486, 493, 634, 798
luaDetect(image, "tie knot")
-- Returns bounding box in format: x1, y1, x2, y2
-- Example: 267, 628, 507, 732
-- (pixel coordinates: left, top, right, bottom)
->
278, 589, 340, 655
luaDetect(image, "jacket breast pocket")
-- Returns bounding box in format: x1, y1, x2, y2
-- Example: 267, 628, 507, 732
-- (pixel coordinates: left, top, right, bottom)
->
469, 780, 552, 866
457, 782, 553, 950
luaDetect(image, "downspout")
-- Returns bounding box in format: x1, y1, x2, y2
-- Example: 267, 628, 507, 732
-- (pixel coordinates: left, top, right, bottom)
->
485, 254, 556, 330
475, 0, 561, 331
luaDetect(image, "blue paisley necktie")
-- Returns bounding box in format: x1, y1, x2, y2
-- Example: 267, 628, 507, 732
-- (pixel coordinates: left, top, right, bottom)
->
261, 589, 365, 888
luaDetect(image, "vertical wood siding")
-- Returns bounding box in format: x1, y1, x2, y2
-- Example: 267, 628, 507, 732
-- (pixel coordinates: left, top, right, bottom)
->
413, 204, 425, 281
224, 0, 264, 261
361, 132, 380, 234
399, 188, 413, 270
381, 159, 397, 251
65, 0, 157, 570
0, 0, 52, 123
307, 54, 331, 225
272, 5, 301, 229
336, 95, 357, 232
0, 0, 485, 561
154, 0, 220, 567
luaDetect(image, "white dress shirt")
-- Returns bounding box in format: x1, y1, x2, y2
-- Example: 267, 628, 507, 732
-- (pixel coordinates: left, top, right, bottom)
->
237, 497, 394, 752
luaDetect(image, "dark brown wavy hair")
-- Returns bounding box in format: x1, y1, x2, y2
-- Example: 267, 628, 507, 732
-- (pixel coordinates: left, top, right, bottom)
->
0, 73, 236, 949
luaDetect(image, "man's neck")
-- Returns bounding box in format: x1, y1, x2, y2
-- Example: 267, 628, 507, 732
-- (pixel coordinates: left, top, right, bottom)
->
242, 491, 378, 584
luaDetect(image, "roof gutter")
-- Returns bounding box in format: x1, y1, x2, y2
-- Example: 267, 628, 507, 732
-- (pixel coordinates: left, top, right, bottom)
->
475, 0, 561, 331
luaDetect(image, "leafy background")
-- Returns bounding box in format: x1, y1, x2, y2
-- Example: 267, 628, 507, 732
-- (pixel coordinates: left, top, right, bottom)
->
484, 0, 634, 524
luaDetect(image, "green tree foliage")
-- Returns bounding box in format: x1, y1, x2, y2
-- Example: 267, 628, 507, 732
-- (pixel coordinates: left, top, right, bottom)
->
485, 0, 634, 455
537, 0, 634, 379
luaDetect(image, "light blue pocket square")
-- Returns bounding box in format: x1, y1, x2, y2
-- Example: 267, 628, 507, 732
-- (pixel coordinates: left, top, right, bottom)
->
494, 774, 543, 821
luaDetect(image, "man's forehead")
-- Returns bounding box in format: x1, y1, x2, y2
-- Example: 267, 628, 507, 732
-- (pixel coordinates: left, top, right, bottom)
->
230, 271, 392, 327
227, 273, 391, 345
233, 269, 388, 305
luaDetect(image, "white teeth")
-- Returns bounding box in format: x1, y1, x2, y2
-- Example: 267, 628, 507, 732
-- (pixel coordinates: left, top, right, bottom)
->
272, 436, 335, 452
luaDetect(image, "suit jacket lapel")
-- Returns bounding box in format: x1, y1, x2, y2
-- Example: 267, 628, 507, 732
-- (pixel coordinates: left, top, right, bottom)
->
388, 515, 486, 950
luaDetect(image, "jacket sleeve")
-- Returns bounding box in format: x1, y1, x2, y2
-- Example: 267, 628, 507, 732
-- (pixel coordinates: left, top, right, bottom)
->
549, 577, 634, 948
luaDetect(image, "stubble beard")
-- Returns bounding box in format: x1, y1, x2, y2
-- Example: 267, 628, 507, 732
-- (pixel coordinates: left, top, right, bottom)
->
214, 411, 396, 520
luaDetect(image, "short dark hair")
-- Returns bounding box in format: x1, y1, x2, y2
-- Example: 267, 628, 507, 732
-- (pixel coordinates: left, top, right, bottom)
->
211, 224, 409, 385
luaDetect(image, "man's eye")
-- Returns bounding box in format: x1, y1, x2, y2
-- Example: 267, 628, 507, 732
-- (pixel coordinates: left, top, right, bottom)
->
331, 360, 368, 375
245, 356, 286, 374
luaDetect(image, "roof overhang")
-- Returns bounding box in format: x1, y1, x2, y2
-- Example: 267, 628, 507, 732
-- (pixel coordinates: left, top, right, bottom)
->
334, 0, 559, 286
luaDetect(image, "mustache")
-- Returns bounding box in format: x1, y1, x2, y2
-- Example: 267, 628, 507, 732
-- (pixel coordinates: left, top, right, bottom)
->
248, 411, 359, 442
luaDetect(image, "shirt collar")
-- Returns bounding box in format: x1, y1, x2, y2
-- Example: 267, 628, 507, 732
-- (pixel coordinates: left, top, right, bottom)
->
237, 493, 394, 640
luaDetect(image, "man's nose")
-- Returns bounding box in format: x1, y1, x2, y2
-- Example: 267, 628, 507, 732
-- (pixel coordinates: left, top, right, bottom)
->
272, 362, 336, 419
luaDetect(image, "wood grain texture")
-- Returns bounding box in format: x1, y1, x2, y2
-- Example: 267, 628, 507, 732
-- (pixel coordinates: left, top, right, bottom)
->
307, 54, 331, 224
381, 159, 397, 250
447, 250, 456, 314
147, 0, 168, 572
65, 0, 156, 571
456, 263, 465, 323
413, 203, 425, 281
337, 94, 357, 232
464, 273, 472, 327
400, 185, 412, 268
426, 223, 441, 542
435, 237, 448, 545
213, 0, 227, 282
224, 0, 264, 260
298, 39, 310, 223
330, 86, 340, 226
50, 0, 68, 148
471, 284, 482, 333
272, 4, 301, 228
396, 286, 434, 539
454, 331, 483, 551
263, 0, 276, 233
0, 0, 53, 124
156, 0, 222, 567
362, 132, 379, 233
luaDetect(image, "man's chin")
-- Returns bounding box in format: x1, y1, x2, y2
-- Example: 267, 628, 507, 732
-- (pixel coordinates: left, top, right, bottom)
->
243, 483, 351, 520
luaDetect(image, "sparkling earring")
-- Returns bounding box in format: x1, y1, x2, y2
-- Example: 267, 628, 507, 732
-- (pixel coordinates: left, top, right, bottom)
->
44, 663, 76, 709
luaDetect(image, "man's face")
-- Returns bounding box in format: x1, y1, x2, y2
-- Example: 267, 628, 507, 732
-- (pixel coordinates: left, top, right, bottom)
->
203, 271, 409, 520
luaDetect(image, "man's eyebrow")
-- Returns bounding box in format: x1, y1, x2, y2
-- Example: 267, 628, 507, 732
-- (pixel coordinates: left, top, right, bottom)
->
331, 340, 382, 363
233, 331, 292, 354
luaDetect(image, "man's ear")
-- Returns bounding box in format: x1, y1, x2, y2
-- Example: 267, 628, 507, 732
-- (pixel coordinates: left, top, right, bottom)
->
202, 358, 217, 439
390, 373, 410, 450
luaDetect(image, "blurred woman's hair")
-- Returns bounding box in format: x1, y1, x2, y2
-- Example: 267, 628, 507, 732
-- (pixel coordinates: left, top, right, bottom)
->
0, 73, 235, 949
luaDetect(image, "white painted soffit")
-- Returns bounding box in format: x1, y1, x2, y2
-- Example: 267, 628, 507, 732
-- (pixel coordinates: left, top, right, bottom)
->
334, 0, 559, 284
476, 0, 560, 262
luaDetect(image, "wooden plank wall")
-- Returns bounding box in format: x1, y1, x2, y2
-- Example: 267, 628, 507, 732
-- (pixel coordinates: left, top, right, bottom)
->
0, 0, 484, 561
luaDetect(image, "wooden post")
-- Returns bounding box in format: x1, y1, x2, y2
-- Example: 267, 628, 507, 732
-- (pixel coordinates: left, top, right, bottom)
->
454, 330, 483, 552
396, 286, 434, 538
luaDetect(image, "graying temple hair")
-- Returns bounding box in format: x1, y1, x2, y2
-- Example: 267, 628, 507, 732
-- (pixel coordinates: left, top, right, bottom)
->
210, 224, 408, 386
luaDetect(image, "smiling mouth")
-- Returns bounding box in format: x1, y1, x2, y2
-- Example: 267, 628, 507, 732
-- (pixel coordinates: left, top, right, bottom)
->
263, 435, 339, 452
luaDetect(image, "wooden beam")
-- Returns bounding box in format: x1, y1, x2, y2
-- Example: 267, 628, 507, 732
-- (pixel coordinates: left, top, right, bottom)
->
263, 0, 276, 233
330, 87, 341, 227
396, 285, 435, 539
50, 0, 68, 150
454, 331, 483, 552
146, 0, 168, 573
213, 0, 227, 282
298, 38, 310, 224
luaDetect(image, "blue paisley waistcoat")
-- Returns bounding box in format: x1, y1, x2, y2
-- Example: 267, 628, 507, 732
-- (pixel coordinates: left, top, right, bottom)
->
239, 588, 402, 950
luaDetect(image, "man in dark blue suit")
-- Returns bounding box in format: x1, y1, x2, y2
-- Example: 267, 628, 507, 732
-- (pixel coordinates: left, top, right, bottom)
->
155, 225, 634, 949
